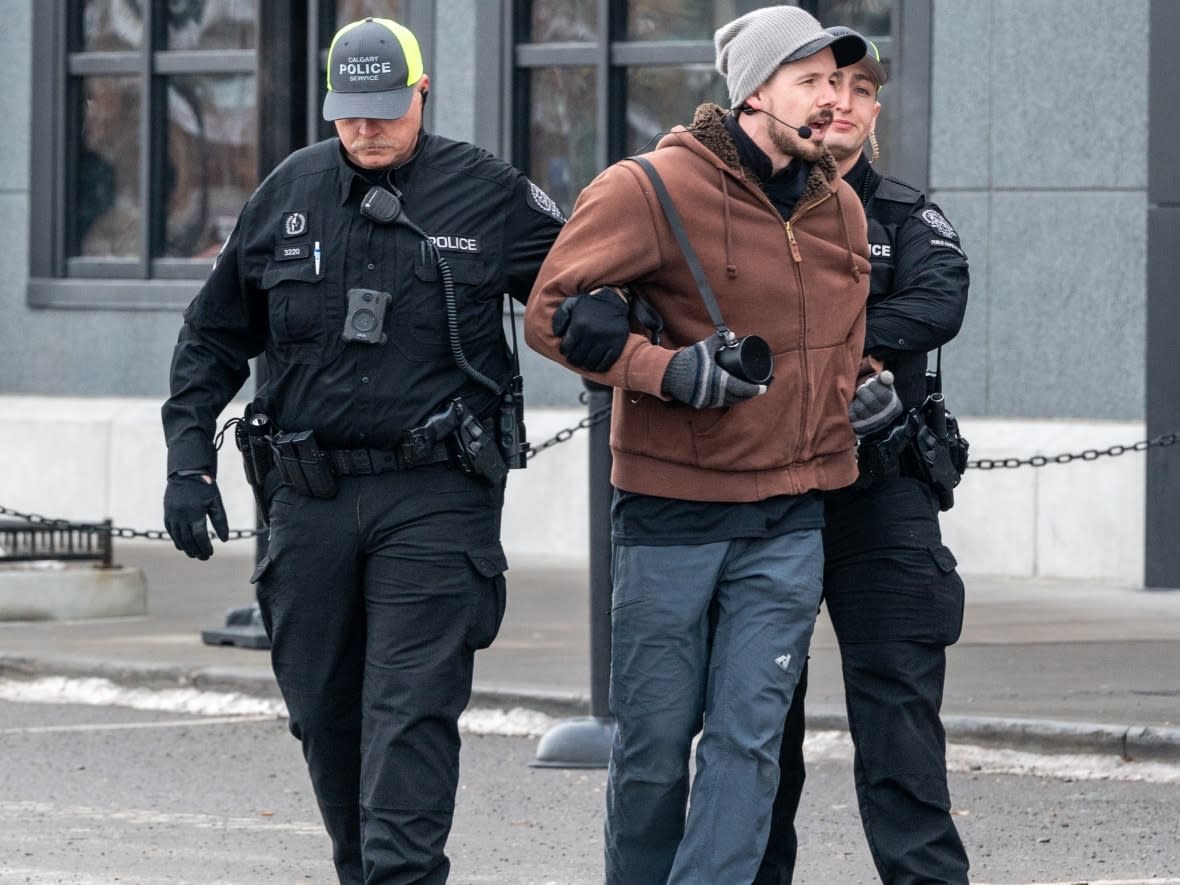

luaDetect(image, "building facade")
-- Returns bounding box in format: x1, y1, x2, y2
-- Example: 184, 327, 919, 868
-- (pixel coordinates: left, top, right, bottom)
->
1, 0, 1175, 584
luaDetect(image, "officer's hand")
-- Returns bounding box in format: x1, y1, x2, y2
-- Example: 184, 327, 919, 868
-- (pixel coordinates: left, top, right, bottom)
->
551, 286, 631, 372
164, 474, 230, 561
661, 335, 768, 409
849, 370, 903, 437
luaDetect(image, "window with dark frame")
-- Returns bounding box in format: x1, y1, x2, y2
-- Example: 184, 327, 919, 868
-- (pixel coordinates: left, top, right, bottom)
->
26, 1, 903, 310
512, 0, 896, 218
28, 0, 428, 310
65, 0, 259, 281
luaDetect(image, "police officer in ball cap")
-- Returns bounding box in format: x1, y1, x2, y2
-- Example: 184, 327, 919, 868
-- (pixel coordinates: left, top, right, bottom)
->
161, 16, 563, 883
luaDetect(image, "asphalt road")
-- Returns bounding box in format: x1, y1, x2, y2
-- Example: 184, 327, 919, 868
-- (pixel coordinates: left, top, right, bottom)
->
2, 695, 1180, 884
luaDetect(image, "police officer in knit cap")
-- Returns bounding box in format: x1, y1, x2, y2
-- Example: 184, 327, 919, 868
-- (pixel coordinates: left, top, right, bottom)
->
527, 7, 891, 884
757, 25, 972, 885
161, 16, 563, 884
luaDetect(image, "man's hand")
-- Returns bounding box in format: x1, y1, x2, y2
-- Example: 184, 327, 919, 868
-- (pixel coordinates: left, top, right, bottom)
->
551, 286, 631, 372
661, 336, 768, 409
849, 370, 903, 437
164, 473, 229, 561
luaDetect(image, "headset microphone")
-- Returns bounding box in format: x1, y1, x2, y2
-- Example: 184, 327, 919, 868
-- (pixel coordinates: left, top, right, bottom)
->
739, 105, 812, 140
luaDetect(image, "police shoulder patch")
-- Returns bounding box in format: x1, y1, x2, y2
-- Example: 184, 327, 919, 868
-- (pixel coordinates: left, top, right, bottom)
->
526, 180, 566, 223
919, 207, 958, 240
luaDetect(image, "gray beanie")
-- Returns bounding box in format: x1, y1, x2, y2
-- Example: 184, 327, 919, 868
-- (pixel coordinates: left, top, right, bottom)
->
714, 5, 867, 108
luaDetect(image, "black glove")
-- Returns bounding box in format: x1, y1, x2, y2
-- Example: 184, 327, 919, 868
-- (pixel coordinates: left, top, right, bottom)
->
164, 474, 229, 561
661, 336, 768, 409
849, 370, 903, 437
551, 286, 631, 372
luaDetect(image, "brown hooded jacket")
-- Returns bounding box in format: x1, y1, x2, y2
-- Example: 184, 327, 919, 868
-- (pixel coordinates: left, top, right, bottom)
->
524, 104, 871, 502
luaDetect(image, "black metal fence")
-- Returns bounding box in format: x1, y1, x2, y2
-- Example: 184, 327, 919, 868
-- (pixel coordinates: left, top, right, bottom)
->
0, 519, 113, 567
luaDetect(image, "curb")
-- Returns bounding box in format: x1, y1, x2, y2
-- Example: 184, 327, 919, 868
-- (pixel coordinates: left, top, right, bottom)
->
802, 709, 1180, 764
4, 654, 1178, 763
0, 654, 283, 701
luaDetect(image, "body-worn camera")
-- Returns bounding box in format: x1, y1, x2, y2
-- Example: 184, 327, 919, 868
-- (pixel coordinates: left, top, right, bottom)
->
342, 287, 391, 345
715, 333, 774, 385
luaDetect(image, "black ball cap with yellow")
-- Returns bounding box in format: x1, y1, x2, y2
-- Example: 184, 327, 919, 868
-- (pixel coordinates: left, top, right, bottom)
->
323, 17, 424, 122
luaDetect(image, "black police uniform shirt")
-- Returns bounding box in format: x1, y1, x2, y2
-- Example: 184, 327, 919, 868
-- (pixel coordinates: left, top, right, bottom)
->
163, 131, 565, 476
844, 153, 969, 412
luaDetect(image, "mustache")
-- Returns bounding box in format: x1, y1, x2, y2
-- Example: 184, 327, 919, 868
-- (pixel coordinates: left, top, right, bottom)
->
349, 137, 397, 152
809, 109, 834, 127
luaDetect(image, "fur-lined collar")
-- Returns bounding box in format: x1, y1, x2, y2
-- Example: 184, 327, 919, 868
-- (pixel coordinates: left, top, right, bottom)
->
680, 103, 839, 210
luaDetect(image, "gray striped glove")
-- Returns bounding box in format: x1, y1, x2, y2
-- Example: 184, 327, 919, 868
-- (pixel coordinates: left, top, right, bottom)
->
849, 370, 903, 437
661, 336, 768, 409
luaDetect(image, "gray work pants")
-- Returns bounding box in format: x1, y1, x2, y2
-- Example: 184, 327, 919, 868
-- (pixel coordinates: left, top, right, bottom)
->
604, 529, 823, 885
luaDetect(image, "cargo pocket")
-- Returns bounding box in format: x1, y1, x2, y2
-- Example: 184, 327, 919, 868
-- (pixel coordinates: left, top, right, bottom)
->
929, 545, 965, 645
465, 543, 508, 650
248, 554, 276, 640
929, 544, 958, 574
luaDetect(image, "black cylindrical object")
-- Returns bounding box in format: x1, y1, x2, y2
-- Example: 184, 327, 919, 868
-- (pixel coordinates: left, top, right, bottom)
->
715, 334, 774, 384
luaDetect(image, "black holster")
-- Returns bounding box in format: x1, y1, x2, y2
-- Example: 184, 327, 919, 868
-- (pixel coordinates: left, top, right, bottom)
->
403, 398, 507, 486
452, 400, 508, 485
854, 395, 969, 511
905, 394, 969, 511
853, 411, 921, 492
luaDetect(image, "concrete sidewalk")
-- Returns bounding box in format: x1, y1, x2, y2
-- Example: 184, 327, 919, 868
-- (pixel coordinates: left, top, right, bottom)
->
1, 542, 1179, 761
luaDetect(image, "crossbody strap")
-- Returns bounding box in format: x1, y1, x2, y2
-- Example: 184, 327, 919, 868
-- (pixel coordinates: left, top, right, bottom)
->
628, 155, 736, 346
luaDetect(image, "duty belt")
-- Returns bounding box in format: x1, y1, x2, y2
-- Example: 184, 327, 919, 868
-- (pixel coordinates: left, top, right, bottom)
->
326, 442, 451, 476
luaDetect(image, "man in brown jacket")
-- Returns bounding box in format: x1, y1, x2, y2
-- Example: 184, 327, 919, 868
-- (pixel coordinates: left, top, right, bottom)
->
524, 7, 892, 884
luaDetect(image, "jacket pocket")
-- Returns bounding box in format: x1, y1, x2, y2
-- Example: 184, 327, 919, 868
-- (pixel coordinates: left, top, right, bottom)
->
464, 543, 508, 650
799, 342, 858, 461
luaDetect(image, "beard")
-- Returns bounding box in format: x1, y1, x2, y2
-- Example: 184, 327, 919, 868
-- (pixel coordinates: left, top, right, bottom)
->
768, 109, 832, 162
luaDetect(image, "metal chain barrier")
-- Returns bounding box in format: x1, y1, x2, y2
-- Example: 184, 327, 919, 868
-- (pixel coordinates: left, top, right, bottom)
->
966, 430, 1179, 470
528, 399, 612, 459
4, 421, 1176, 541
0, 503, 260, 542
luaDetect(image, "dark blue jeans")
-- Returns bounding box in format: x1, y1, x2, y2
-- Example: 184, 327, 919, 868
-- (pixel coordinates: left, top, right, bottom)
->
254, 467, 507, 884
605, 529, 824, 885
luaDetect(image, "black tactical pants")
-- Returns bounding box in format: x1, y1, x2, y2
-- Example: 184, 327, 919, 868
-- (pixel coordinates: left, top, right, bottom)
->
756, 476, 970, 885
253, 466, 508, 885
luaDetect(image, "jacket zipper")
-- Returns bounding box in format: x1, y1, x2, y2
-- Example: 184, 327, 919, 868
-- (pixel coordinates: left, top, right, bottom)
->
783, 191, 833, 465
